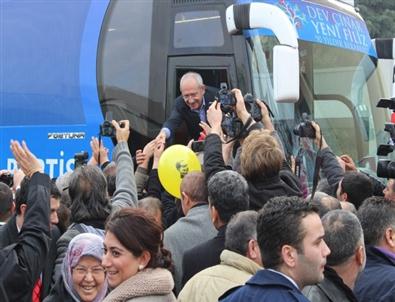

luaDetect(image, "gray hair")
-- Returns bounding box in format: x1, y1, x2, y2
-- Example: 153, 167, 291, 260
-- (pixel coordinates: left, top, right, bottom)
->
207, 170, 249, 223
138, 197, 162, 217
357, 196, 395, 246
322, 210, 364, 266
309, 192, 341, 217
225, 211, 258, 256
56, 171, 73, 192
180, 72, 204, 88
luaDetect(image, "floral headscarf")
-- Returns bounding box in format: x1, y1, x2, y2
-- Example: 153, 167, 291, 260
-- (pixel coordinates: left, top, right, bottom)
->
62, 233, 108, 302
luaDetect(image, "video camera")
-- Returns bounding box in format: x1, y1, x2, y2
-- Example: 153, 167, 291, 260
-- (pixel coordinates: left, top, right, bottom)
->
376, 98, 395, 178
293, 113, 315, 139
215, 85, 263, 138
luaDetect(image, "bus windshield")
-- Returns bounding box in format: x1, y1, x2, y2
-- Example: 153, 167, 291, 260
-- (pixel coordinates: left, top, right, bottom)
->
246, 34, 389, 178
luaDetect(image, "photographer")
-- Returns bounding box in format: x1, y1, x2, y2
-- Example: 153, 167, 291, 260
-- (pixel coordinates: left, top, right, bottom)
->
203, 89, 302, 210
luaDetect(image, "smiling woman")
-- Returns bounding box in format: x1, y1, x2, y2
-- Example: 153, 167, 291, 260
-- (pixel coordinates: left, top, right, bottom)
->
44, 233, 107, 302
102, 208, 176, 301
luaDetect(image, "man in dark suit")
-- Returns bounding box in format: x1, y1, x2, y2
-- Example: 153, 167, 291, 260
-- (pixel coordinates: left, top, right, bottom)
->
181, 170, 249, 288
157, 71, 217, 142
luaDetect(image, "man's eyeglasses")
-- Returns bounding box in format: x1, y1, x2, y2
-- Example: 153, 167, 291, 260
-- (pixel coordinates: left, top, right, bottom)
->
182, 92, 199, 101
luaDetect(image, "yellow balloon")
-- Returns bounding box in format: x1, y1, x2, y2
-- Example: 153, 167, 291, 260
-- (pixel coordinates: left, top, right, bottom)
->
158, 145, 202, 198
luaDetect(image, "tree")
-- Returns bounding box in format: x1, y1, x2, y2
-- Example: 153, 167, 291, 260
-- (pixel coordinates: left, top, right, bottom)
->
358, 0, 395, 38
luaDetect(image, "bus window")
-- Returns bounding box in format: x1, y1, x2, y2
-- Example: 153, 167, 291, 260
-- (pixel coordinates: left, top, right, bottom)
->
97, 0, 156, 137
174, 10, 224, 48
314, 100, 357, 159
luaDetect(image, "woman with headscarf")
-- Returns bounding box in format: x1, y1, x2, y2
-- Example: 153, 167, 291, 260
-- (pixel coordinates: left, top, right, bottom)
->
102, 208, 175, 301
44, 233, 108, 302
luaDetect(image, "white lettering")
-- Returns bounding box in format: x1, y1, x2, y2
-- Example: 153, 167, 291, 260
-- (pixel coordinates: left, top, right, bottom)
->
59, 151, 65, 176
66, 159, 74, 172
7, 159, 17, 171
46, 159, 58, 179
6, 151, 75, 178
307, 6, 317, 19
311, 20, 320, 34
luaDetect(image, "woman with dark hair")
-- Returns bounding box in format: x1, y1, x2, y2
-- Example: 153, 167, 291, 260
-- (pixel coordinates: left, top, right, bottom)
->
102, 208, 175, 301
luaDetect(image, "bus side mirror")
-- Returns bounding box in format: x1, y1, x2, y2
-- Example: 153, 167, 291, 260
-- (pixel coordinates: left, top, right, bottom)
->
273, 45, 299, 103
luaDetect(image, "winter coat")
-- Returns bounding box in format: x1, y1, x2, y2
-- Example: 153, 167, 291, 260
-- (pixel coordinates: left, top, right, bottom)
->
178, 249, 261, 302
103, 268, 176, 302
219, 269, 309, 302
354, 246, 395, 302
0, 173, 51, 302
303, 266, 357, 302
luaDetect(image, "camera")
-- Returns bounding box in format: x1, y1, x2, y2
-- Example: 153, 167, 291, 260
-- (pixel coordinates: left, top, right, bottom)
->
100, 120, 116, 138
376, 98, 395, 178
377, 160, 395, 178
74, 151, 89, 169
217, 88, 236, 113
99, 111, 127, 138
293, 113, 316, 139
221, 112, 243, 138
0, 173, 13, 187
244, 93, 262, 122
377, 123, 395, 156
191, 140, 205, 153
214, 86, 264, 138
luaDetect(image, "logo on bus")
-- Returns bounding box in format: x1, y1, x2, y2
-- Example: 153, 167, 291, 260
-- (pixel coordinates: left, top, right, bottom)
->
48, 132, 85, 139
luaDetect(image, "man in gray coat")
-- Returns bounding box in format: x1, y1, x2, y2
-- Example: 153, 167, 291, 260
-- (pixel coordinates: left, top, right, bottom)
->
163, 172, 216, 293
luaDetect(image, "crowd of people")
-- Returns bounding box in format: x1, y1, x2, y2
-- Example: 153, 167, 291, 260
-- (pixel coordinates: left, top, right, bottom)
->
0, 71, 394, 302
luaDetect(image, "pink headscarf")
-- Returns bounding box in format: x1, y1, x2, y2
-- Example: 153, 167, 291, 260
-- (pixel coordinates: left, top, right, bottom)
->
62, 233, 108, 302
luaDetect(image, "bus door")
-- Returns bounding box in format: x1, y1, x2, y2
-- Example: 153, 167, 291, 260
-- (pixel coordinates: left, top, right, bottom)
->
167, 56, 237, 144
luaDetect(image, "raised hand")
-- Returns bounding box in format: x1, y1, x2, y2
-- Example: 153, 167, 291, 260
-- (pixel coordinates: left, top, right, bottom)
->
10, 140, 43, 178
112, 120, 130, 143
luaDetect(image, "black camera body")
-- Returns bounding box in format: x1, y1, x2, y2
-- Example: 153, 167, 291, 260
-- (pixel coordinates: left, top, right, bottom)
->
217, 88, 236, 113
293, 113, 316, 139
244, 93, 262, 122
377, 160, 395, 178
191, 140, 205, 153
215, 88, 263, 138
100, 120, 116, 138
0, 174, 13, 187
376, 123, 395, 177
221, 112, 243, 138
74, 151, 89, 169
376, 99, 395, 178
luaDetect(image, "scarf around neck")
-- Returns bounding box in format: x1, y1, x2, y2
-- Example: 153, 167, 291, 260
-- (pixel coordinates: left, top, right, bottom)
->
103, 268, 174, 302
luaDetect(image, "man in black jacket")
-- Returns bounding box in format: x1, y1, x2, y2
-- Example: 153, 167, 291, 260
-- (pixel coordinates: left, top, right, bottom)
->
303, 210, 365, 302
157, 72, 217, 143
354, 196, 395, 302
0, 140, 51, 302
